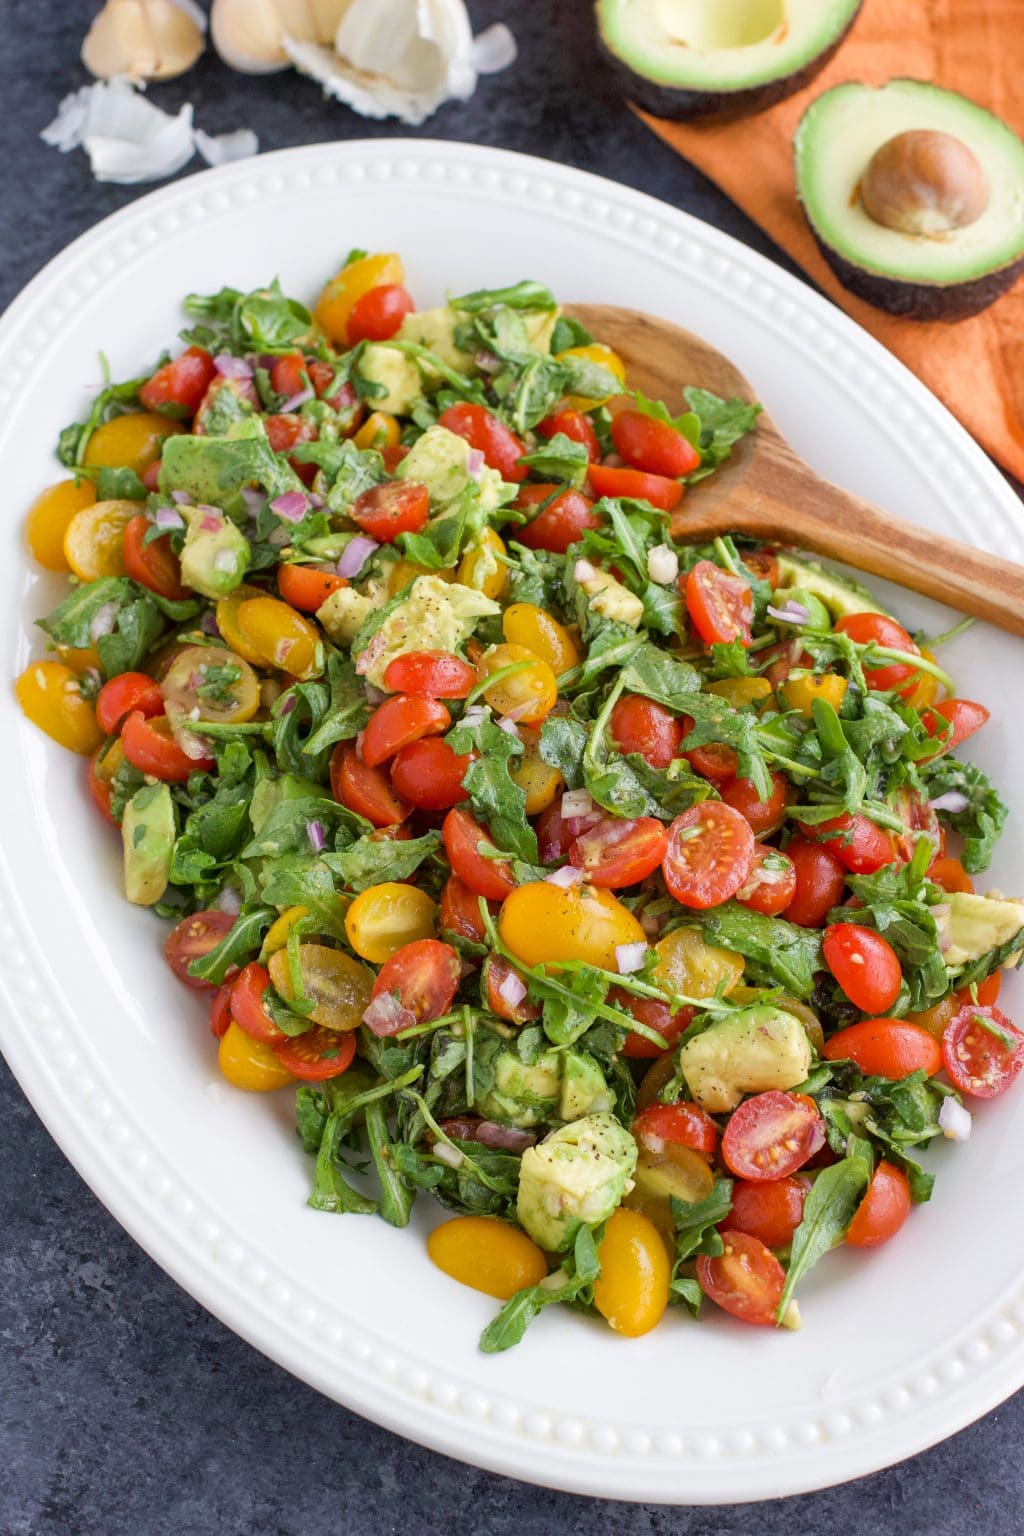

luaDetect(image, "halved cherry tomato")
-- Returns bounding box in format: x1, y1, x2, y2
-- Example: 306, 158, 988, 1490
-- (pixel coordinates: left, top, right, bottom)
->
823, 923, 903, 1014
370, 937, 461, 1024
307, 361, 361, 416
439, 875, 495, 943
209, 981, 234, 1040
683, 737, 739, 784
609, 987, 693, 1059
782, 837, 847, 928
536, 409, 600, 461
723, 1177, 808, 1249
164, 910, 235, 989
834, 613, 919, 694
719, 770, 789, 835
87, 747, 118, 824
798, 812, 894, 876
736, 844, 796, 917
330, 743, 411, 827
535, 801, 573, 864
632, 1101, 718, 1160
696, 1230, 785, 1326
271, 1026, 356, 1082
265, 412, 317, 456
383, 650, 476, 698
684, 560, 753, 647
269, 353, 308, 398
941, 1004, 1024, 1098
122, 514, 189, 601
742, 549, 780, 588
141, 461, 162, 492
121, 711, 213, 781
382, 444, 409, 473
722, 1091, 825, 1180
277, 563, 348, 612
846, 1161, 911, 1248
96, 672, 162, 736
229, 961, 285, 1044
484, 955, 540, 1024
390, 738, 471, 810
609, 693, 683, 770
923, 698, 990, 757
823, 1018, 941, 1079
443, 807, 515, 900
438, 403, 527, 483
587, 462, 683, 512
347, 283, 415, 344
961, 973, 1001, 1008
351, 481, 430, 542
363, 695, 451, 768
928, 856, 974, 895
662, 803, 755, 909
514, 484, 601, 554
568, 815, 668, 889
139, 346, 216, 416
610, 408, 701, 478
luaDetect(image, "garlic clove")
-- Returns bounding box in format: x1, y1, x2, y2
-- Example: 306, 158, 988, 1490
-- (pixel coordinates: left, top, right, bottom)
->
308, 0, 352, 42
210, 0, 330, 73
82, 0, 205, 82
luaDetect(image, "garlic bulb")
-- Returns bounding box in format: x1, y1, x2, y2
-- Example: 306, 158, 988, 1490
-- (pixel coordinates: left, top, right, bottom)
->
82, 0, 206, 82
211, 0, 347, 73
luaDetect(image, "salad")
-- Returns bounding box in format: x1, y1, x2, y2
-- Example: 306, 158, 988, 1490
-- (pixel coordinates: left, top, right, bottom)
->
16, 251, 1024, 1349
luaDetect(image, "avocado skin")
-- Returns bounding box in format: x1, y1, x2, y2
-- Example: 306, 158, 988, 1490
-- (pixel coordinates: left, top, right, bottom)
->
594, 3, 863, 123
809, 230, 1024, 321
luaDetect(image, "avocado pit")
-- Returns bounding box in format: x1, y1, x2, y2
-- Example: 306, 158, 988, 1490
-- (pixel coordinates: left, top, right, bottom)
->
860, 129, 990, 238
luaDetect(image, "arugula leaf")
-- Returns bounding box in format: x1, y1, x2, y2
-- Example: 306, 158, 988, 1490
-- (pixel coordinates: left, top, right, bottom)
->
79, 465, 148, 500
183, 281, 312, 353
842, 847, 948, 1010
549, 315, 593, 353
918, 755, 1008, 873
694, 903, 823, 999
619, 644, 700, 706
364, 1101, 414, 1228
516, 433, 590, 488
160, 424, 303, 512
37, 576, 178, 681
671, 1178, 733, 1264
308, 1105, 378, 1216
186, 907, 274, 985
776, 1155, 870, 1321
326, 829, 441, 893
57, 368, 148, 467
683, 388, 761, 481
506, 544, 565, 611
480, 1224, 601, 1353
450, 280, 557, 314
538, 715, 588, 791
629, 388, 701, 445
445, 714, 538, 864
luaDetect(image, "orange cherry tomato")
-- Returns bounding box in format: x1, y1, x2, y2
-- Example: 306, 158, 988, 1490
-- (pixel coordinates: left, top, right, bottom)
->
362, 694, 451, 768
382, 650, 476, 699
609, 693, 683, 770
390, 738, 471, 811
823, 1018, 942, 1079
834, 612, 919, 694
736, 844, 796, 917
123, 515, 189, 601
347, 283, 415, 344
514, 484, 601, 554
536, 409, 600, 461
610, 408, 701, 478
568, 815, 668, 889
588, 462, 683, 512
369, 938, 461, 1026
696, 1230, 785, 1327
661, 802, 755, 909
632, 1101, 718, 1160
782, 837, 847, 928
164, 910, 235, 989
351, 481, 430, 542
277, 562, 349, 613
330, 743, 411, 827
723, 1177, 809, 1250
928, 856, 974, 895
139, 345, 215, 415
721, 1091, 825, 1180
684, 559, 753, 647
438, 403, 527, 483
95, 672, 162, 736
846, 1161, 911, 1248
719, 770, 790, 836
271, 1026, 357, 1082
25, 478, 96, 572
941, 1004, 1024, 1098
428, 1215, 548, 1301
823, 922, 903, 1014
442, 807, 516, 900
230, 961, 284, 1044
121, 711, 214, 781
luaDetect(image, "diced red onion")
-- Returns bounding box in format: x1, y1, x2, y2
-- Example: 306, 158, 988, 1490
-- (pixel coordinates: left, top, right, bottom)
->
337, 535, 379, 580
82, 667, 101, 691
433, 1142, 465, 1170
564, 810, 601, 838
362, 991, 417, 1038
279, 694, 297, 716
213, 549, 237, 574
355, 630, 387, 677
240, 486, 265, 518
270, 491, 309, 524
474, 350, 501, 374
467, 448, 485, 479
767, 601, 811, 625
173, 725, 211, 761
476, 1122, 536, 1153
496, 968, 528, 1008
280, 387, 314, 413
214, 353, 253, 380
214, 886, 242, 916
308, 492, 325, 509
306, 820, 325, 853
545, 864, 586, 889
561, 788, 594, 819
89, 601, 118, 641
154, 506, 184, 531
354, 730, 366, 758
200, 610, 221, 637
930, 790, 970, 814
170, 489, 190, 504
615, 941, 647, 974
647, 544, 679, 585
573, 558, 597, 584
497, 716, 521, 738
939, 1097, 972, 1142
258, 354, 276, 372
199, 510, 222, 533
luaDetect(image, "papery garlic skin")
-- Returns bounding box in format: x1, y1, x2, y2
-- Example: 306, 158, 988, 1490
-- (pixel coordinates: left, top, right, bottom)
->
82, 0, 205, 82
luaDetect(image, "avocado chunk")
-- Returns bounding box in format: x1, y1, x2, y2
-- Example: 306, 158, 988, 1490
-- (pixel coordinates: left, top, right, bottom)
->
481, 1050, 563, 1129
180, 506, 251, 599
795, 81, 1024, 320
396, 424, 509, 512
397, 306, 478, 374
249, 773, 324, 837
122, 783, 176, 906
516, 1113, 637, 1252
941, 891, 1024, 977
559, 1051, 612, 1121
356, 344, 423, 416
679, 1004, 813, 1113
774, 554, 890, 620
595, 0, 862, 121
352, 574, 500, 689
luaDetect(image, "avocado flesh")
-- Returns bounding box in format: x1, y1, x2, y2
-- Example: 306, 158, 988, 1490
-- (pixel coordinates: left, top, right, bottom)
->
796, 81, 1024, 320
774, 554, 891, 620
595, 0, 862, 121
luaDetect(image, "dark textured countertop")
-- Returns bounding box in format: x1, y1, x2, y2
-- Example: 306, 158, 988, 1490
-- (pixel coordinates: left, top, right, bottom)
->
2, 4, 1022, 1532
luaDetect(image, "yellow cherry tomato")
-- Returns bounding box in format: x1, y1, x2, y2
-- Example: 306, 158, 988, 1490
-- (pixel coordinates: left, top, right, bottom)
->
456, 526, 508, 601
593, 1207, 671, 1337
236, 597, 322, 680
260, 905, 309, 959
477, 642, 557, 726
781, 671, 848, 718
63, 498, 137, 582
705, 676, 773, 708
56, 644, 102, 675
353, 411, 401, 451
906, 647, 941, 710
509, 725, 562, 816
314, 252, 404, 346
624, 1144, 715, 1251
345, 882, 437, 964
556, 342, 626, 411
93, 734, 126, 786
161, 644, 261, 724
218, 1020, 294, 1091
25, 478, 97, 572
499, 881, 644, 971
16, 661, 104, 755
268, 943, 373, 1032
214, 584, 268, 667
635, 1052, 678, 1112
653, 926, 744, 1003
387, 558, 454, 597
905, 993, 960, 1042
83, 411, 184, 474
427, 1216, 548, 1301
502, 603, 580, 675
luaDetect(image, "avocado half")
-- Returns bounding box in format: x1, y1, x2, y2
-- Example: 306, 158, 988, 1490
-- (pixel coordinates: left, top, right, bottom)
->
795, 81, 1024, 321
594, 0, 863, 121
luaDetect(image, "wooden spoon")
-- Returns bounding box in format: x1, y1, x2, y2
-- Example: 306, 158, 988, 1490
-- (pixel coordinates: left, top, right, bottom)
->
568, 305, 1024, 636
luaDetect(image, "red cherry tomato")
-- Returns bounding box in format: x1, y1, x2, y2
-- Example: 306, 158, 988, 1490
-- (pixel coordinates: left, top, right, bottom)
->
632, 1101, 718, 1160
928, 856, 974, 895
535, 801, 573, 864
823, 1018, 942, 1079
681, 731, 739, 784
923, 698, 990, 757
610, 408, 701, 478
514, 484, 601, 554
86, 750, 117, 824
798, 812, 894, 875
269, 353, 308, 398
568, 815, 668, 889
587, 462, 683, 512
438, 403, 527, 483
141, 460, 162, 492
265, 411, 317, 455
139, 345, 216, 416
350, 481, 430, 542
823, 923, 903, 1014
721, 1091, 825, 1181
439, 875, 494, 943
442, 807, 515, 900
382, 650, 476, 698
96, 671, 162, 737
271, 1026, 356, 1082
370, 938, 461, 1023
736, 844, 797, 916
209, 981, 234, 1040
609, 693, 683, 770
121, 711, 214, 781
330, 743, 411, 827
306, 361, 361, 416
164, 910, 236, 989
719, 770, 790, 835
941, 1004, 1024, 1099
846, 1161, 911, 1248
347, 284, 415, 345
230, 961, 284, 1043
609, 987, 693, 1059
362, 694, 451, 768
834, 613, 919, 693
662, 802, 755, 910
723, 1177, 808, 1250
536, 409, 600, 461
277, 563, 348, 613
696, 1230, 785, 1327
960, 972, 1000, 1008
684, 560, 753, 647
782, 837, 847, 928
390, 738, 471, 811
742, 549, 780, 589
123, 515, 189, 601
485, 955, 541, 1024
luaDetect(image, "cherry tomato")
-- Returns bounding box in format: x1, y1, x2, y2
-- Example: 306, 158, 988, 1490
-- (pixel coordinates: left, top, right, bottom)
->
164, 910, 235, 989
610, 408, 701, 478
499, 882, 644, 971
219, 1021, 294, 1091
722, 1091, 825, 1180
844, 1160, 911, 1247
593, 1207, 670, 1338
228, 961, 284, 1043
742, 549, 780, 588
277, 562, 348, 613
736, 844, 797, 917
682, 737, 739, 784
439, 875, 495, 943
382, 650, 476, 699
307, 361, 361, 417
351, 481, 430, 542
87, 747, 117, 823
923, 698, 990, 757
347, 283, 415, 344
96, 672, 162, 736
141, 461, 162, 492
684, 560, 753, 647
823, 1018, 942, 1079
370, 937, 461, 1024
314, 252, 404, 345
823, 923, 903, 1014
662, 803, 755, 910
632, 1101, 718, 1160
25, 477, 96, 572
928, 856, 974, 895
568, 815, 668, 889
428, 1215, 547, 1302
610, 988, 693, 1059
609, 693, 683, 770
209, 981, 234, 1040
362, 695, 451, 768
961, 972, 1001, 1008
536, 409, 600, 461
798, 812, 894, 875
265, 411, 317, 456
269, 353, 308, 398
587, 462, 683, 512
390, 737, 471, 810
139, 346, 216, 416
834, 613, 919, 693
723, 1177, 808, 1249
442, 807, 515, 900
330, 743, 411, 827
696, 1230, 785, 1327
271, 1026, 357, 1082
122, 514, 189, 601
782, 837, 847, 928
719, 770, 790, 835
121, 711, 213, 781
514, 484, 601, 554
941, 1004, 1024, 1099
484, 955, 540, 1024
438, 403, 527, 482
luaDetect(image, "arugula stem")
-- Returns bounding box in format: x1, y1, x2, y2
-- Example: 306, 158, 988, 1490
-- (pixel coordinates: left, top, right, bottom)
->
924, 616, 975, 650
